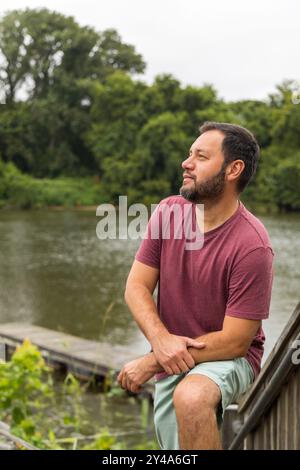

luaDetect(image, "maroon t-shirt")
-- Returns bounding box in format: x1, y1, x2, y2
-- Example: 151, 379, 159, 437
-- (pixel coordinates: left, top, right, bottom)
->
135, 195, 274, 381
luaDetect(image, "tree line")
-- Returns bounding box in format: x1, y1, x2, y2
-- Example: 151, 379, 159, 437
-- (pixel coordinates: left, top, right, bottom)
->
0, 8, 299, 211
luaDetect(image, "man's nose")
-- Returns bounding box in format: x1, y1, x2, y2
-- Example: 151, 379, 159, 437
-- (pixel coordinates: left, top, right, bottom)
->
182, 155, 194, 170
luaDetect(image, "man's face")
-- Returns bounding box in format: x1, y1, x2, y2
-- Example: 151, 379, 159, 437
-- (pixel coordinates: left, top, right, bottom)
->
180, 130, 227, 203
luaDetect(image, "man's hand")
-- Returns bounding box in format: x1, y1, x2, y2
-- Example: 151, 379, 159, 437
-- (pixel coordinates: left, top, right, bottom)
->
117, 353, 160, 393
150, 331, 206, 375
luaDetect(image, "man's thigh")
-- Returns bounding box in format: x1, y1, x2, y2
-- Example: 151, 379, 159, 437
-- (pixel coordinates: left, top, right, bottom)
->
153, 358, 254, 450
186, 358, 254, 423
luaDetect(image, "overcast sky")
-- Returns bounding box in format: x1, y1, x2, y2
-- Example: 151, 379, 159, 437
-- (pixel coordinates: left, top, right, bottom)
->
1, 0, 299, 101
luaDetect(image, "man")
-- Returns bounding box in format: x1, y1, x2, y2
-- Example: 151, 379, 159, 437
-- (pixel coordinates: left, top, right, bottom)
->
117, 122, 274, 450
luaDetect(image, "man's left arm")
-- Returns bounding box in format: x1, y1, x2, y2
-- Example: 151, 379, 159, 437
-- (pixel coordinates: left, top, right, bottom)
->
188, 316, 261, 363
117, 316, 260, 393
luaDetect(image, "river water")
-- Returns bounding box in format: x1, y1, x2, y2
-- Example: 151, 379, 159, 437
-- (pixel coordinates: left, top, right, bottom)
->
0, 208, 299, 446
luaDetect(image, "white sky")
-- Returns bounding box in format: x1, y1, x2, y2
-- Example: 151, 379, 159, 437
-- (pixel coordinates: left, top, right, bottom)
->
1, 0, 299, 101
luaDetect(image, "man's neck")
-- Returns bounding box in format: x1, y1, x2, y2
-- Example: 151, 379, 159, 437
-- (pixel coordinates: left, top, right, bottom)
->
195, 196, 240, 233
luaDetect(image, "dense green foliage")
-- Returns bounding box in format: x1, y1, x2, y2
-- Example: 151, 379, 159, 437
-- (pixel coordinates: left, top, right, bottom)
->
0, 339, 158, 450
0, 8, 299, 211
0, 339, 92, 449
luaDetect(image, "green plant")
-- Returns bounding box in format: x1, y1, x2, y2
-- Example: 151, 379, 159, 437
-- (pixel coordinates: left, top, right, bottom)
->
0, 340, 124, 449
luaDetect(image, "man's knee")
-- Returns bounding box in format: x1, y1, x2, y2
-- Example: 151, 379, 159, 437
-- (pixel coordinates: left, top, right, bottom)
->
173, 374, 221, 415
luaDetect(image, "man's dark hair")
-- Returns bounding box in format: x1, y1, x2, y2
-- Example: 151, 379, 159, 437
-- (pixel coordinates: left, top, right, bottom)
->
199, 121, 260, 193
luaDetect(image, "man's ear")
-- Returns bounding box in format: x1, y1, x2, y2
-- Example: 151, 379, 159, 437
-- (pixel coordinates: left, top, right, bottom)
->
227, 160, 245, 181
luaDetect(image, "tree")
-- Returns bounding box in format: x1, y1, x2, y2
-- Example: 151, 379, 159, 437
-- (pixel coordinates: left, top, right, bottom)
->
136, 112, 190, 192
229, 100, 277, 148
0, 8, 146, 177
84, 71, 149, 172
264, 80, 300, 149
0, 8, 145, 103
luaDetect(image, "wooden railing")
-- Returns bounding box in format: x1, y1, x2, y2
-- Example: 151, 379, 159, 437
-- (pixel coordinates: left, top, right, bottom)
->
229, 301, 300, 450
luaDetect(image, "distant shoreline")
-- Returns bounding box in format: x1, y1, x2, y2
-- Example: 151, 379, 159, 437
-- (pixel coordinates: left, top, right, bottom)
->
0, 202, 299, 216
47, 205, 99, 211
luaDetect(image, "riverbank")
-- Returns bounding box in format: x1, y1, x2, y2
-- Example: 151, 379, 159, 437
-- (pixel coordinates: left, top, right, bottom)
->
0, 161, 299, 213
0, 161, 106, 210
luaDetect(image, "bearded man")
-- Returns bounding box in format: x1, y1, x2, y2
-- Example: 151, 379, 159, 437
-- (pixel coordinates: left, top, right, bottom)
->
118, 122, 274, 450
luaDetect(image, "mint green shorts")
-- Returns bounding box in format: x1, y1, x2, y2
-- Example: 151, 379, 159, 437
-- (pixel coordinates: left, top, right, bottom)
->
153, 358, 254, 450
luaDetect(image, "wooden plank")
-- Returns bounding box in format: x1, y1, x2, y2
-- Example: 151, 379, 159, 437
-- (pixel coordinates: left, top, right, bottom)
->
1, 336, 108, 370
253, 418, 265, 449
278, 387, 286, 450
0, 322, 136, 371
244, 430, 253, 450
288, 369, 299, 450
221, 404, 240, 450
284, 384, 289, 449
2, 338, 110, 376
261, 419, 266, 449
239, 301, 300, 412
292, 372, 297, 449
296, 370, 300, 449
0, 322, 156, 398
0, 325, 134, 380
276, 393, 282, 449
263, 412, 271, 450
270, 398, 277, 450
0, 343, 7, 361
0, 424, 38, 450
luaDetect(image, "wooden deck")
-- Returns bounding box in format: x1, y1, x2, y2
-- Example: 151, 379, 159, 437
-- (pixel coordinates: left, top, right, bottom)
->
0, 322, 152, 390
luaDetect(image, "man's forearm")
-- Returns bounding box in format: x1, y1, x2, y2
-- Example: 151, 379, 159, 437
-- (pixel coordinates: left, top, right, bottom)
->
146, 329, 247, 375
124, 283, 168, 342
188, 330, 247, 364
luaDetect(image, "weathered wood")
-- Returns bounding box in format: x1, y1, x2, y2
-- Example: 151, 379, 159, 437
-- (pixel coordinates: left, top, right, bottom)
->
296, 370, 300, 449
263, 412, 270, 449
0, 322, 155, 396
276, 396, 281, 450
270, 400, 276, 450
284, 382, 289, 449
253, 417, 263, 449
288, 375, 294, 449
243, 424, 253, 450
221, 404, 241, 450
0, 422, 38, 450
246, 356, 300, 450
0, 343, 7, 361
229, 302, 300, 450
0, 323, 133, 370
288, 370, 299, 449
239, 301, 300, 412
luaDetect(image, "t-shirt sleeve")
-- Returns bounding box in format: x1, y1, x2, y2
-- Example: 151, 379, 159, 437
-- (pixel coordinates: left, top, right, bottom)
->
134, 203, 162, 269
225, 246, 274, 320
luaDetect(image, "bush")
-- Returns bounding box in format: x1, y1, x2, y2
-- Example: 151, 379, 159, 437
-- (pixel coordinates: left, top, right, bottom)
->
0, 162, 103, 209
0, 339, 159, 450
0, 339, 118, 449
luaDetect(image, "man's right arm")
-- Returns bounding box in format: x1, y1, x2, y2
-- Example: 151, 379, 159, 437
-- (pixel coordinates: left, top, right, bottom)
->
124, 260, 205, 375
124, 259, 165, 342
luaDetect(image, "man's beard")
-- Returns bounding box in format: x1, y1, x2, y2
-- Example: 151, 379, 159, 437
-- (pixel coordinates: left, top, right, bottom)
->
180, 164, 226, 203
